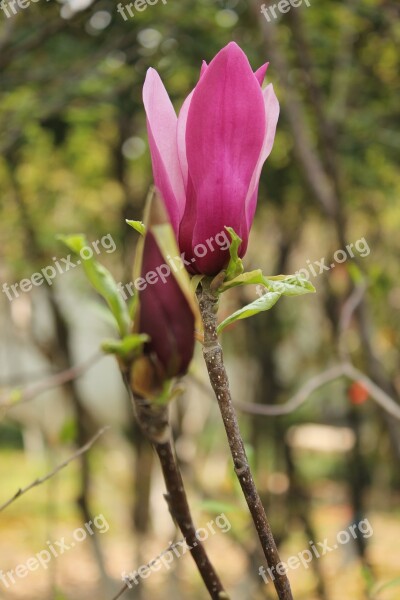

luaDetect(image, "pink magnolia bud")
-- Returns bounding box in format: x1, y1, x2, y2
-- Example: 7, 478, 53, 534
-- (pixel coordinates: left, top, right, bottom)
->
143, 42, 279, 275
138, 231, 195, 379
131, 192, 197, 399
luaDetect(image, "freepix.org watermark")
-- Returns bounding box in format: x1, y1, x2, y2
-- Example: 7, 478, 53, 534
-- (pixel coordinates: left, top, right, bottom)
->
256, 236, 370, 297
260, 0, 311, 23
0, 514, 109, 588
0, 0, 50, 19
1, 234, 116, 302
117, 0, 167, 21
121, 513, 231, 587
258, 518, 373, 584
117, 229, 230, 300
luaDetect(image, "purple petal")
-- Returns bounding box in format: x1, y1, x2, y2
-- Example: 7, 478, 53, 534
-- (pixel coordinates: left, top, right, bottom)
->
139, 232, 195, 377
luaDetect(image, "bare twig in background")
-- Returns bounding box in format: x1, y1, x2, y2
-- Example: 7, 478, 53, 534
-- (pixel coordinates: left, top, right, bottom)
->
111, 583, 129, 600
235, 365, 347, 416
111, 539, 180, 600
0, 352, 104, 412
251, 4, 339, 220
191, 337, 400, 421
338, 282, 367, 360
0, 426, 109, 512
235, 363, 400, 420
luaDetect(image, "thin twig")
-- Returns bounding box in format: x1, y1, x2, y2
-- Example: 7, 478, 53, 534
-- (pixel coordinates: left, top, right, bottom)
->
235, 363, 400, 420
338, 282, 367, 360
0, 426, 110, 512
235, 364, 347, 416
197, 281, 293, 600
111, 540, 179, 600
0, 352, 104, 411
343, 364, 400, 419
111, 584, 128, 600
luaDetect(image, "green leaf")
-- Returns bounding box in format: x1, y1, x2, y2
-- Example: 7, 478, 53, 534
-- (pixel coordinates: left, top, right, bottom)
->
219, 270, 315, 295
224, 227, 244, 281
347, 262, 365, 284
190, 274, 204, 294
11, 389, 23, 403
126, 219, 146, 235
102, 334, 149, 359
84, 262, 130, 336
57, 234, 130, 337
154, 381, 183, 406
219, 269, 265, 292
263, 275, 315, 296
217, 292, 281, 333
56, 233, 87, 255
216, 270, 315, 331
59, 419, 77, 444
128, 294, 138, 320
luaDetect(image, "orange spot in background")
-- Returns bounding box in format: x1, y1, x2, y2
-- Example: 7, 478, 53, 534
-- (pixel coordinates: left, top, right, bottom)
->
348, 381, 369, 405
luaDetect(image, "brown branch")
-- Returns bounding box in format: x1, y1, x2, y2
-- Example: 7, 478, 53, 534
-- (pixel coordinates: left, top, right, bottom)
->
116, 377, 229, 600
155, 440, 228, 598
197, 280, 293, 600
0, 352, 105, 412
0, 426, 109, 512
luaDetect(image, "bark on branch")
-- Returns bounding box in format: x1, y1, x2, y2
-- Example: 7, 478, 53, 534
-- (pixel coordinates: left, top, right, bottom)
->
197, 281, 293, 600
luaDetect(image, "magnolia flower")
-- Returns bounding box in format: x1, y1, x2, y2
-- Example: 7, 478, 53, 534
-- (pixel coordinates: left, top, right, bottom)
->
143, 42, 279, 275
138, 231, 195, 378
131, 191, 197, 399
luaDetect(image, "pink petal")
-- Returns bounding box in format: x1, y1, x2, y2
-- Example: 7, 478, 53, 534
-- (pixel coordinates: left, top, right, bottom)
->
184, 42, 265, 273
177, 90, 193, 191
177, 61, 209, 190
143, 68, 186, 232
254, 62, 269, 85
245, 83, 280, 229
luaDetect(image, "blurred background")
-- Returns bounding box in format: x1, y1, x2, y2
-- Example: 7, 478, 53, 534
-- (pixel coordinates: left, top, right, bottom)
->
0, 0, 399, 598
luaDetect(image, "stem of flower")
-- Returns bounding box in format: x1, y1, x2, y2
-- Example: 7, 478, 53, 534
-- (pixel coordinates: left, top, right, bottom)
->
197, 280, 293, 600
125, 379, 229, 600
